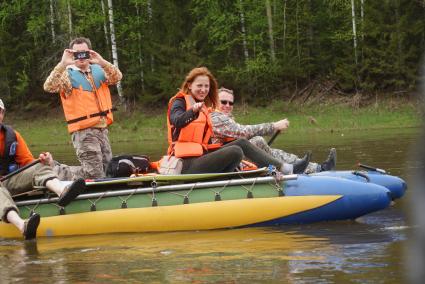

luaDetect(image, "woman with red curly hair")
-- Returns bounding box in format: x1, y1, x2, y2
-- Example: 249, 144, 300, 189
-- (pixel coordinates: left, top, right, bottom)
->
166, 67, 310, 174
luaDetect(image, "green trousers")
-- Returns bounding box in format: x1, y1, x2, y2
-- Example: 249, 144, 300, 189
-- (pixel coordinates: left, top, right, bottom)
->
0, 163, 57, 222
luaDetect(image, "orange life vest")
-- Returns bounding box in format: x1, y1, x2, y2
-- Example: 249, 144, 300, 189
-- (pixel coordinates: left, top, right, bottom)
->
60, 64, 114, 133
167, 92, 220, 158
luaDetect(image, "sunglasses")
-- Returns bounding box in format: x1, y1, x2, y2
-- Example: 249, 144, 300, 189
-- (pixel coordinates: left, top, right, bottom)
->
220, 100, 234, 106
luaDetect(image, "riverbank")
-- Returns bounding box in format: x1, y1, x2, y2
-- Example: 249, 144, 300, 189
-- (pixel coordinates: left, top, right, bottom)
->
6, 98, 422, 147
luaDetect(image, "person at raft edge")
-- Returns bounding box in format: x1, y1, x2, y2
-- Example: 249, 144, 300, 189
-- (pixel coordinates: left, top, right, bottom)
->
211, 87, 337, 174
166, 66, 311, 174
43, 37, 122, 179
0, 99, 86, 240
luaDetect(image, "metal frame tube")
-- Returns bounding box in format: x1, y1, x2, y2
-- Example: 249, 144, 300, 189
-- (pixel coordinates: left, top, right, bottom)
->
16, 175, 297, 206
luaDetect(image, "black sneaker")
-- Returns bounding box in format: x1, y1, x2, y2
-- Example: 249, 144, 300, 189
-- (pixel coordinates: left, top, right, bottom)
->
293, 151, 312, 174
23, 213, 40, 240
58, 178, 86, 207
320, 148, 337, 171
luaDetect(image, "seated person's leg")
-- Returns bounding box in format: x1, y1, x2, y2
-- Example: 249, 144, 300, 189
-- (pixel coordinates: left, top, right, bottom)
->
182, 145, 244, 174
1, 187, 40, 239
225, 138, 282, 169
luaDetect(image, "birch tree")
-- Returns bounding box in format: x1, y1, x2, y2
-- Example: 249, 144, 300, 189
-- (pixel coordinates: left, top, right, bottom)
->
351, 0, 358, 65
67, 0, 73, 40
136, 3, 145, 91
265, 0, 275, 62
360, 0, 364, 40
100, 0, 111, 58
395, 0, 403, 73
238, 0, 249, 62
296, 0, 301, 67
49, 0, 56, 44
147, 0, 154, 73
107, 0, 123, 101
282, 0, 287, 56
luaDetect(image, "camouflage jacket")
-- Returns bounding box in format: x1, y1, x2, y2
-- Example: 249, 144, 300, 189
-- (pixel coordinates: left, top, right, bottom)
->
43, 62, 122, 97
210, 111, 275, 144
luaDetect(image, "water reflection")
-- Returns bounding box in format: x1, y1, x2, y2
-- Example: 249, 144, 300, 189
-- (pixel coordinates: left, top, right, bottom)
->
0, 225, 408, 283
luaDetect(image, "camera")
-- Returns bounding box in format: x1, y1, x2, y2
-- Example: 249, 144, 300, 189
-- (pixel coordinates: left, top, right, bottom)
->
74, 51, 90, 60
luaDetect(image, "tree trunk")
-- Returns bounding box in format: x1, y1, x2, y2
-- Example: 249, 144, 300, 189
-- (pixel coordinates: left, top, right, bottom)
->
147, 0, 154, 73
351, 0, 358, 65
360, 0, 364, 60
265, 0, 275, 62
360, 0, 364, 40
395, 0, 403, 74
49, 0, 56, 44
238, 0, 249, 62
100, 0, 111, 58
67, 0, 73, 41
307, 0, 313, 80
136, 3, 145, 92
107, 0, 124, 102
296, 0, 300, 67
283, 0, 287, 56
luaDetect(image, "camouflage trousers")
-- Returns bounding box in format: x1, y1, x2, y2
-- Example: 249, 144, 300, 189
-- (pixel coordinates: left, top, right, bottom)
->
0, 186, 15, 222
71, 127, 112, 179
1, 163, 58, 222
52, 163, 83, 181
249, 136, 319, 173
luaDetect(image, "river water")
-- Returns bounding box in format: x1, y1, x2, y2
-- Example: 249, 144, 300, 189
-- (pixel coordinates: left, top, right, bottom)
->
0, 127, 422, 283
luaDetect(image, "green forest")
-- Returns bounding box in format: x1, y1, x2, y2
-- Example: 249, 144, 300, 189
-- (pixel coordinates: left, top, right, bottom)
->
0, 0, 424, 111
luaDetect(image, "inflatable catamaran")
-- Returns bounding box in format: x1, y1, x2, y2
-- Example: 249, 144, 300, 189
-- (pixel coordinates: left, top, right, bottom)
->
0, 165, 406, 238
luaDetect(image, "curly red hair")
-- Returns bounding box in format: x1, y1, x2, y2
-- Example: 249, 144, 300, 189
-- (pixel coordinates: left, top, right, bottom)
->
180, 67, 218, 109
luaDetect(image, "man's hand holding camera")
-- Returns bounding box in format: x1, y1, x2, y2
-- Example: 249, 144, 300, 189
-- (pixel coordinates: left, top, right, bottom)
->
87, 50, 108, 67
60, 49, 108, 69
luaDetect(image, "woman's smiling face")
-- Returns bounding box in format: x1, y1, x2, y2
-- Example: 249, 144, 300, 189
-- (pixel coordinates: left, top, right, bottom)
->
188, 75, 210, 101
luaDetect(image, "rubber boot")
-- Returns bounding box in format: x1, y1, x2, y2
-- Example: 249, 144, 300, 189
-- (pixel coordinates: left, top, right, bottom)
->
320, 148, 337, 171
293, 151, 312, 174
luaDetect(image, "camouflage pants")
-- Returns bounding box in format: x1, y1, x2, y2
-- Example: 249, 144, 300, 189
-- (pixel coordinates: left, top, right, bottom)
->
249, 136, 319, 173
52, 162, 83, 181
0, 163, 58, 222
0, 185, 16, 222
71, 127, 112, 179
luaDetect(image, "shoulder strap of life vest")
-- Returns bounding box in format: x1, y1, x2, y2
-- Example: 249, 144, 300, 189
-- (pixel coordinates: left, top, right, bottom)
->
68, 64, 107, 91
167, 92, 186, 147
0, 124, 18, 175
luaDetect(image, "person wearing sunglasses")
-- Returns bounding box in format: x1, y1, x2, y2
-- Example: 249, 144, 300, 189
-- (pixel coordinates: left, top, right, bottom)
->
165, 67, 311, 175
211, 87, 336, 173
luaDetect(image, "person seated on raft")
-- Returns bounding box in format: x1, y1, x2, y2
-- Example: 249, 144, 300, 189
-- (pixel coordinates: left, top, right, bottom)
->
0, 99, 86, 240
210, 87, 336, 174
166, 67, 311, 174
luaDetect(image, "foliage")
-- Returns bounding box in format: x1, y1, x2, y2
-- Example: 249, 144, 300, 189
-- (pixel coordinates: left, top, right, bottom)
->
0, 0, 423, 110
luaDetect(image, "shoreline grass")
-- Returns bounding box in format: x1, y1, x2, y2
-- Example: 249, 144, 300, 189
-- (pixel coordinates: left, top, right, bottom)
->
6, 99, 422, 147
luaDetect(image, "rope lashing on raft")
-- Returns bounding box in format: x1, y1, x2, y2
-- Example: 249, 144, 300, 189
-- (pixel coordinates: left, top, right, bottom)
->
87, 190, 108, 211
150, 177, 158, 207
117, 187, 139, 209
240, 177, 258, 198
169, 183, 197, 204
209, 180, 232, 201
14, 175, 297, 216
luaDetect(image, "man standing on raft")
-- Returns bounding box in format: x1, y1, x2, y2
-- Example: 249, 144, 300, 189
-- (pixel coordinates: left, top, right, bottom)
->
44, 37, 122, 179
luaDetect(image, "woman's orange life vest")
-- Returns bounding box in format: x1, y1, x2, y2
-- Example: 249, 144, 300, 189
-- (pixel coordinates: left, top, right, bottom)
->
167, 92, 220, 158
60, 64, 114, 133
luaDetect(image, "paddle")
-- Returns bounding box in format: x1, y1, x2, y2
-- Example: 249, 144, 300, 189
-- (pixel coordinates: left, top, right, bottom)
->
357, 163, 386, 174
0, 159, 41, 182
267, 130, 281, 146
